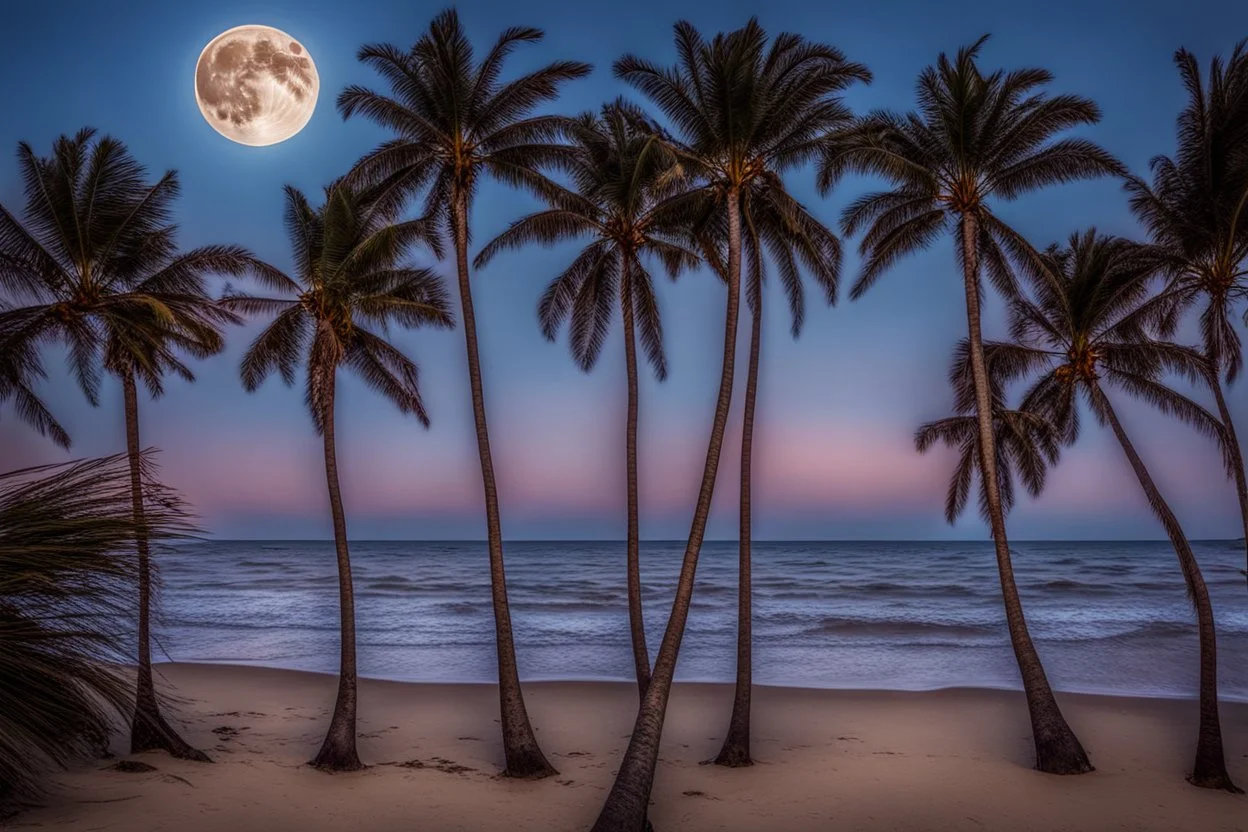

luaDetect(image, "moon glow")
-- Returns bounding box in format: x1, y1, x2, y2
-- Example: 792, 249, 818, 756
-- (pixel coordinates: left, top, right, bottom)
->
195, 25, 319, 147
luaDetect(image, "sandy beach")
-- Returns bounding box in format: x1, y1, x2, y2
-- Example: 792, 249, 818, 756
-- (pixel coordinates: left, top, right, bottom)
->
9, 663, 1246, 831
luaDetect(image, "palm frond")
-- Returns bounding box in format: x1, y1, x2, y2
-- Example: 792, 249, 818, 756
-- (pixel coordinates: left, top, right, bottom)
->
0, 453, 194, 808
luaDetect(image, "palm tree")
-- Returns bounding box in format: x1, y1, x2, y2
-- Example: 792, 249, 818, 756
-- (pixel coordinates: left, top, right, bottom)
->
0, 129, 270, 762
475, 101, 700, 697
591, 21, 869, 830
986, 229, 1240, 792
819, 36, 1123, 774
916, 341, 1062, 526
336, 9, 591, 777
1126, 41, 1248, 580
222, 182, 453, 771
708, 174, 847, 768
0, 453, 193, 811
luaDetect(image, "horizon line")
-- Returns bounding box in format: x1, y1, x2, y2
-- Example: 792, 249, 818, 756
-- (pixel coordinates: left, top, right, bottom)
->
195, 537, 1242, 544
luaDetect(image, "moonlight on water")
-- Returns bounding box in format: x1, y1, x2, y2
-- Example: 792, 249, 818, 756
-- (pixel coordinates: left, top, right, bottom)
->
194, 25, 318, 146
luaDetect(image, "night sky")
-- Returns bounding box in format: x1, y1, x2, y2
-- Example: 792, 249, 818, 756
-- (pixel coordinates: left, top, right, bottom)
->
1, 0, 1245, 540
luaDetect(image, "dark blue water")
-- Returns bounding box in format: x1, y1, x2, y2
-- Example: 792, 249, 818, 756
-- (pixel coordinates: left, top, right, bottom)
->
154, 540, 1248, 699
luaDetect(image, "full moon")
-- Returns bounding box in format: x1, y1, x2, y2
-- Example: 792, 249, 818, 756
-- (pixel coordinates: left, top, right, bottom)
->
194, 25, 319, 147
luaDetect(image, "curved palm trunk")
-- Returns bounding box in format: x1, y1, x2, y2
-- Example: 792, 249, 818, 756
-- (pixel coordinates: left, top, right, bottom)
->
1208, 373, 1248, 586
714, 286, 760, 768
621, 256, 651, 698
591, 190, 743, 832
310, 373, 364, 772
1096, 386, 1241, 792
451, 189, 555, 779
123, 372, 210, 763
959, 214, 1092, 775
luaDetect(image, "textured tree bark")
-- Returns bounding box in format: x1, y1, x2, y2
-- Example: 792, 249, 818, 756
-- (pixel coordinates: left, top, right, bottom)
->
1097, 387, 1241, 792
621, 255, 652, 698
452, 189, 555, 779
310, 373, 364, 772
590, 189, 743, 832
1208, 373, 1248, 587
124, 371, 210, 762
958, 214, 1092, 775
714, 285, 760, 768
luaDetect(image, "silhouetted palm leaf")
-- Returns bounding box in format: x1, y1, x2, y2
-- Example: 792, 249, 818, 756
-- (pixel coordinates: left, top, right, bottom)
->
0, 453, 193, 809
225, 182, 452, 430
917, 341, 1061, 525
0, 129, 275, 433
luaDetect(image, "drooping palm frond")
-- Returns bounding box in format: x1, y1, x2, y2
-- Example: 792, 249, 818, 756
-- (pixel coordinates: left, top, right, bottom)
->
820, 36, 1124, 303
984, 229, 1232, 467
0, 129, 277, 417
223, 181, 454, 432
0, 453, 194, 810
1126, 40, 1248, 380
0, 324, 68, 449
918, 340, 1063, 525
477, 100, 701, 379
337, 8, 592, 239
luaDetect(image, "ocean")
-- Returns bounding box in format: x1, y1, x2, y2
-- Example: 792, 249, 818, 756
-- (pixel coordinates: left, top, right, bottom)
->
154, 539, 1248, 700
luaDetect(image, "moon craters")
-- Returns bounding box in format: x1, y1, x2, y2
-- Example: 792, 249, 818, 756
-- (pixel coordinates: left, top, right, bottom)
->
194, 26, 319, 146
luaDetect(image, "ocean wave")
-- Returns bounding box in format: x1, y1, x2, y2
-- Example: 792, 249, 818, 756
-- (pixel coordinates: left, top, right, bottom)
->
802, 618, 996, 639
1031, 579, 1115, 594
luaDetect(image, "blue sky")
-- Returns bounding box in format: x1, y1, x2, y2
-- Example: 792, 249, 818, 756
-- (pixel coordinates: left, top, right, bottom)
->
1, 0, 1245, 540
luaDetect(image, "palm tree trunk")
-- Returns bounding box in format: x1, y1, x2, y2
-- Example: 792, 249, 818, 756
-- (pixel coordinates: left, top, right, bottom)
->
1095, 385, 1241, 792
958, 213, 1091, 775
451, 188, 555, 779
1208, 371, 1248, 586
714, 284, 760, 768
310, 372, 364, 772
621, 254, 651, 698
123, 371, 210, 763
591, 188, 744, 832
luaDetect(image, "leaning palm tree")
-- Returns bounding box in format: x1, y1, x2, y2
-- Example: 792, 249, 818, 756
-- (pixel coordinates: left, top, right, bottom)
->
590, 21, 870, 830
706, 173, 847, 768
916, 341, 1062, 526
819, 36, 1124, 774
1126, 41, 1248, 578
336, 9, 590, 777
475, 101, 700, 698
986, 229, 1240, 792
222, 182, 453, 771
0, 454, 192, 812
0, 129, 271, 762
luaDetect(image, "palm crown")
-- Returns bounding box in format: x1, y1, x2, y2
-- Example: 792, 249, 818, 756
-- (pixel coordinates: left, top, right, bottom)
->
0, 129, 270, 430
731, 172, 845, 332
917, 340, 1061, 524
1127, 41, 1248, 381
618, 19, 870, 214
224, 183, 454, 429
337, 8, 593, 227
476, 100, 702, 377
821, 35, 1124, 300
984, 231, 1224, 447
